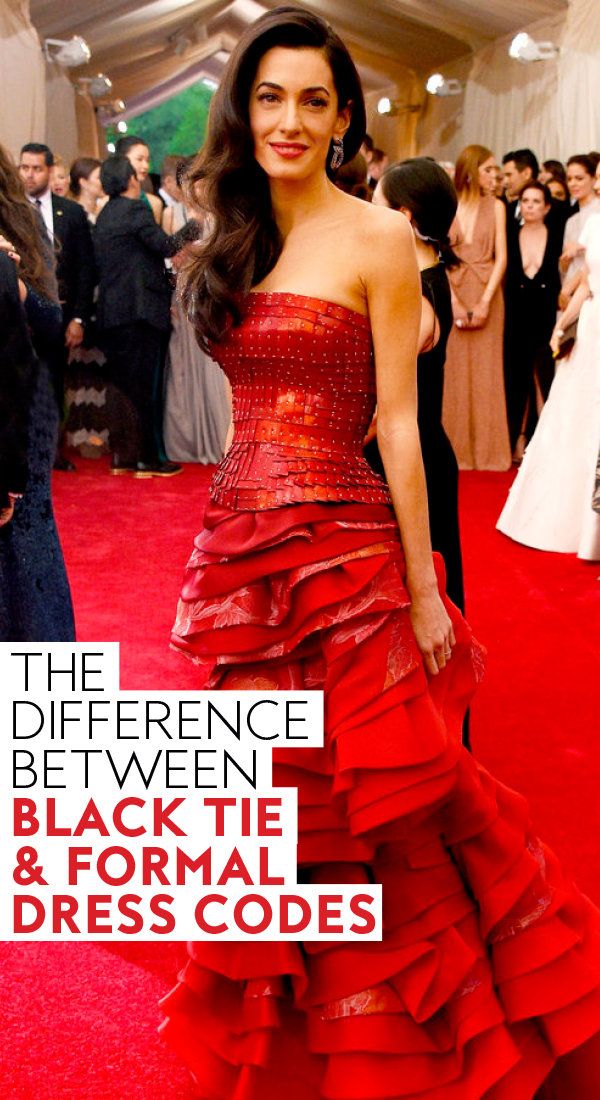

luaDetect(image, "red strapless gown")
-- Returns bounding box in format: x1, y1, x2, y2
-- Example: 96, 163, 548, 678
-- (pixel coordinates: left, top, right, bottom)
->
163, 293, 600, 1099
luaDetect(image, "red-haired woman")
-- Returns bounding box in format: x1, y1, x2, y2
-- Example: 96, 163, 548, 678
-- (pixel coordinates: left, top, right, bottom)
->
442, 143, 511, 469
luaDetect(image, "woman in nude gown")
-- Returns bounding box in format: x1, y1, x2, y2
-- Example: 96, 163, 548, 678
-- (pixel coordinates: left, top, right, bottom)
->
442, 144, 511, 470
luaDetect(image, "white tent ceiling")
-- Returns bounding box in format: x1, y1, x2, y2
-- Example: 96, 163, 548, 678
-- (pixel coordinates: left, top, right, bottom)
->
30, 0, 569, 112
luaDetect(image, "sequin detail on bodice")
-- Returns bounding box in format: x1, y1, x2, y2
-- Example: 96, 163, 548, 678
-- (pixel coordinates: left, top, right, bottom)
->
209, 292, 391, 510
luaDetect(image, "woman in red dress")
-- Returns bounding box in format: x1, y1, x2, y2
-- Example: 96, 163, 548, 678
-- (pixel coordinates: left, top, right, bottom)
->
162, 8, 600, 1097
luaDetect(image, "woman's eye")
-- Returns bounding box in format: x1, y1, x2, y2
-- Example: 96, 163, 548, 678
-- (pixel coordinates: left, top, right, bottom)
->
306, 98, 328, 108
258, 93, 279, 103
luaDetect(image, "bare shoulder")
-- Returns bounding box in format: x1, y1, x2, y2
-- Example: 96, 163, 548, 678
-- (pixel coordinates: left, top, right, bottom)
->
335, 194, 414, 283
341, 193, 412, 245
494, 197, 507, 222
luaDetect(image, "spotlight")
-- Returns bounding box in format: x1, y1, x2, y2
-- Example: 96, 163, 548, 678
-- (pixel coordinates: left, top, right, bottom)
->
425, 73, 463, 97
107, 142, 116, 153
44, 36, 91, 67
78, 73, 113, 99
170, 31, 193, 57
508, 33, 558, 62
117, 120, 128, 133
377, 96, 392, 115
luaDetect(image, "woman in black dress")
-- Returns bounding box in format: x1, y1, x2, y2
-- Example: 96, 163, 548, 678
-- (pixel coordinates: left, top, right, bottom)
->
364, 158, 464, 613
0, 143, 74, 641
503, 180, 562, 460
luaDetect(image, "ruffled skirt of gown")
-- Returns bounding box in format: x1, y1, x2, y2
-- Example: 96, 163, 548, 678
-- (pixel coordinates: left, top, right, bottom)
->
162, 500, 600, 1099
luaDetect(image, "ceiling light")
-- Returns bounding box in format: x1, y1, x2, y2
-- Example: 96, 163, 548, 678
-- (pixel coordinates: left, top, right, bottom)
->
44, 36, 91, 67
77, 73, 113, 99
426, 73, 462, 97
201, 77, 219, 90
377, 96, 420, 117
508, 33, 558, 62
170, 31, 193, 57
117, 120, 128, 133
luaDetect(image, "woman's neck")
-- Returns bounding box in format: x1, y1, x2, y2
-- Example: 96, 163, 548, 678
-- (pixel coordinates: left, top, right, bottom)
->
78, 193, 97, 216
414, 237, 439, 271
579, 191, 593, 208
270, 173, 338, 237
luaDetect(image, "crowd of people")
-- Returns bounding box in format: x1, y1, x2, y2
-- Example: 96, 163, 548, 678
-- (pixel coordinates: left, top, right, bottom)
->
345, 139, 600, 559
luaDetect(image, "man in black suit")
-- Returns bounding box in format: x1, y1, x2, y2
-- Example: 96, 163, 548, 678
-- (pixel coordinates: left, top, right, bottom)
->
94, 154, 186, 477
19, 142, 95, 470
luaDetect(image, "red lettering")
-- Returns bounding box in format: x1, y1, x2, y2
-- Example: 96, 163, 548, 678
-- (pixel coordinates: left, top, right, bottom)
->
349, 894, 377, 935
74, 799, 109, 837
68, 846, 92, 884
195, 894, 227, 933
97, 846, 135, 886
13, 798, 39, 837
217, 847, 253, 886
259, 846, 284, 885
142, 847, 170, 885
203, 798, 236, 836
87, 894, 113, 934
14, 895, 45, 932
153, 797, 186, 837
279, 894, 311, 933
149, 894, 175, 934
234, 894, 271, 934
257, 798, 282, 835
319, 895, 343, 934
113, 797, 145, 837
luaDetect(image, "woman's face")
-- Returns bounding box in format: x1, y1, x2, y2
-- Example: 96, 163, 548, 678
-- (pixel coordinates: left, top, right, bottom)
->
50, 164, 69, 196
249, 47, 350, 183
478, 157, 496, 195
566, 162, 593, 204
520, 187, 549, 224
547, 178, 567, 202
81, 166, 103, 200
127, 143, 150, 182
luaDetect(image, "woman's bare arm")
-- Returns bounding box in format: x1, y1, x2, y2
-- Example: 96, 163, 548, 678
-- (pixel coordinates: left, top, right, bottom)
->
363, 210, 454, 674
471, 199, 506, 325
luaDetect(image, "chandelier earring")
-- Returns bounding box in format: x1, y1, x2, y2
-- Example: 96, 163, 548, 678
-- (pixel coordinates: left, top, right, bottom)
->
330, 136, 344, 171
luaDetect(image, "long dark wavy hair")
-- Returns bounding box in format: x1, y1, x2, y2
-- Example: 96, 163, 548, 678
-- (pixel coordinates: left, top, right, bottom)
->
0, 143, 58, 301
181, 5, 366, 349
379, 158, 460, 268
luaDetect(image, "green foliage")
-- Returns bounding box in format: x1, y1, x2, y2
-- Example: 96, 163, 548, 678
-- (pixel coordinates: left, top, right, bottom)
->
105, 82, 214, 170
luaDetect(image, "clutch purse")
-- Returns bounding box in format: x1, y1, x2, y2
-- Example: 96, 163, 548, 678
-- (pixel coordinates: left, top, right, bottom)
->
553, 319, 578, 360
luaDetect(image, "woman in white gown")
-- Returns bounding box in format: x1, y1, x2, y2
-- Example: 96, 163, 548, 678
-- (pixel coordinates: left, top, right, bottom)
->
497, 170, 600, 560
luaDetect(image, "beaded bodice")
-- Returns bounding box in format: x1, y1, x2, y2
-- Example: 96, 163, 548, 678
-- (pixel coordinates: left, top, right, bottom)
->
209, 292, 391, 510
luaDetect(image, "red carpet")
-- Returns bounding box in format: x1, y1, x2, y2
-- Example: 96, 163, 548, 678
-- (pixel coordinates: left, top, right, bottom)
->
1, 457, 599, 1099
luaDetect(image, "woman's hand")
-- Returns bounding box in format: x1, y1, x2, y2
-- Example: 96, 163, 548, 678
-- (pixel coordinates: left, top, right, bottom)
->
550, 325, 563, 356
470, 299, 490, 327
558, 288, 571, 311
0, 234, 21, 264
560, 241, 585, 270
363, 411, 377, 446
409, 588, 456, 676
